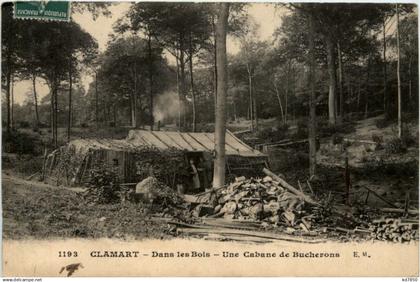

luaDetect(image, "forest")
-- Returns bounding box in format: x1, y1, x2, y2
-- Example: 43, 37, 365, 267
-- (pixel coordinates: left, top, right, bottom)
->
3, 3, 418, 140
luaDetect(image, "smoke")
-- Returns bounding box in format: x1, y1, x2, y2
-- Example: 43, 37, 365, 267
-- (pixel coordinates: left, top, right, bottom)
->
153, 91, 180, 123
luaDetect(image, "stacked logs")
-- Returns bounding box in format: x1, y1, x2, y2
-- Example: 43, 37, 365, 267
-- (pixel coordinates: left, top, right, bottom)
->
369, 218, 419, 242
212, 175, 309, 226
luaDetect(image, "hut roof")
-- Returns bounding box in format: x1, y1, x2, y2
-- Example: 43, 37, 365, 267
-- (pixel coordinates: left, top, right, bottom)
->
126, 130, 264, 157
68, 138, 138, 155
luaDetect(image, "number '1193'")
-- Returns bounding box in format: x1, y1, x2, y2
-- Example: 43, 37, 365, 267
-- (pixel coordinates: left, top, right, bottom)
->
58, 251, 78, 257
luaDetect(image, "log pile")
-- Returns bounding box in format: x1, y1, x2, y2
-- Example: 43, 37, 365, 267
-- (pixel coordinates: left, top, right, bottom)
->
369, 218, 419, 242
198, 170, 321, 234
213, 175, 305, 223
186, 169, 419, 243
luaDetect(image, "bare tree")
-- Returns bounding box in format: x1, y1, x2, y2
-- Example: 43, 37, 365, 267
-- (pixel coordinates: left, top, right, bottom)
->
212, 3, 229, 189
67, 58, 73, 142
396, 4, 402, 138
308, 14, 317, 177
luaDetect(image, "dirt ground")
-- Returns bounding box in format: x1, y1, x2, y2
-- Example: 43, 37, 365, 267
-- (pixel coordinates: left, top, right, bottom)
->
2, 174, 172, 240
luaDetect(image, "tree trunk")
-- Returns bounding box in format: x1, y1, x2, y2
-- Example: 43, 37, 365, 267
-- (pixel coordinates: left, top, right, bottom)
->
148, 33, 154, 130
189, 32, 197, 132
11, 74, 14, 129
53, 78, 58, 148
364, 58, 371, 119
232, 100, 237, 122
382, 18, 388, 117
285, 61, 291, 125
285, 82, 288, 125
32, 74, 40, 126
254, 96, 258, 131
113, 104, 117, 126
212, 3, 229, 189
408, 56, 412, 107
273, 81, 284, 123
212, 15, 218, 114
325, 35, 336, 126
337, 41, 344, 122
95, 71, 99, 128
67, 61, 72, 142
179, 34, 186, 130
132, 65, 138, 128
5, 59, 12, 134
176, 56, 182, 130
247, 64, 254, 131
308, 15, 317, 177
396, 4, 402, 138
50, 85, 55, 143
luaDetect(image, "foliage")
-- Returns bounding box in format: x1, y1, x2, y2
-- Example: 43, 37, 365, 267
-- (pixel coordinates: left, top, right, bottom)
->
13, 156, 44, 176
256, 125, 289, 143
294, 119, 309, 140
384, 137, 407, 154
2, 129, 43, 155
86, 36, 171, 126
133, 147, 189, 187
86, 164, 121, 204
375, 118, 393, 129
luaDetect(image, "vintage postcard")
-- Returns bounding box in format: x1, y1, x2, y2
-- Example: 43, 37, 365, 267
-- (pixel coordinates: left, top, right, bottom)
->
2, 1, 419, 278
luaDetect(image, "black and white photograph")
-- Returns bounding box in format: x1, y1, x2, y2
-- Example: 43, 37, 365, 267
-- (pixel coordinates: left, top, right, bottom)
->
1, 1, 419, 277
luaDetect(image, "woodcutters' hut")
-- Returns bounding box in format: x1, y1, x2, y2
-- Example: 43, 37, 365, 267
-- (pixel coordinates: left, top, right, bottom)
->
44, 130, 267, 190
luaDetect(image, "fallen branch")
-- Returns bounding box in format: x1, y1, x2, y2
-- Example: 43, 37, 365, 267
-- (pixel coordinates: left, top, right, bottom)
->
306, 180, 314, 195
263, 168, 319, 206
360, 186, 398, 208
26, 171, 41, 181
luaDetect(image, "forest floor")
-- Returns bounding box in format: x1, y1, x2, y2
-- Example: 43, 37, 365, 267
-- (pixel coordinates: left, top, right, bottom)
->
2, 173, 172, 240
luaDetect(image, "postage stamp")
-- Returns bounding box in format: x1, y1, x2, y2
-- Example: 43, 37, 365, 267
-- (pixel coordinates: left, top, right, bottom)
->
14, 1, 70, 22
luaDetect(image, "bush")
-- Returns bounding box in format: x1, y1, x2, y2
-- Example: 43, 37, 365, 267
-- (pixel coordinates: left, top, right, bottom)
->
401, 124, 418, 147
257, 124, 289, 143
86, 165, 122, 204
38, 122, 49, 128
294, 119, 308, 139
31, 126, 39, 133
2, 129, 43, 155
317, 119, 356, 138
196, 123, 215, 132
375, 118, 393, 129
384, 137, 407, 154
18, 121, 30, 128
13, 156, 44, 176
371, 134, 383, 144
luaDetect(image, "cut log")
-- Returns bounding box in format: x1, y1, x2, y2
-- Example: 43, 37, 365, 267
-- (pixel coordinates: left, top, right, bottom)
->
263, 168, 319, 206
177, 227, 326, 243
380, 208, 419, 215
202, 218, 261, 230
343, 138, 379, 145
204, 234, 274, 243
